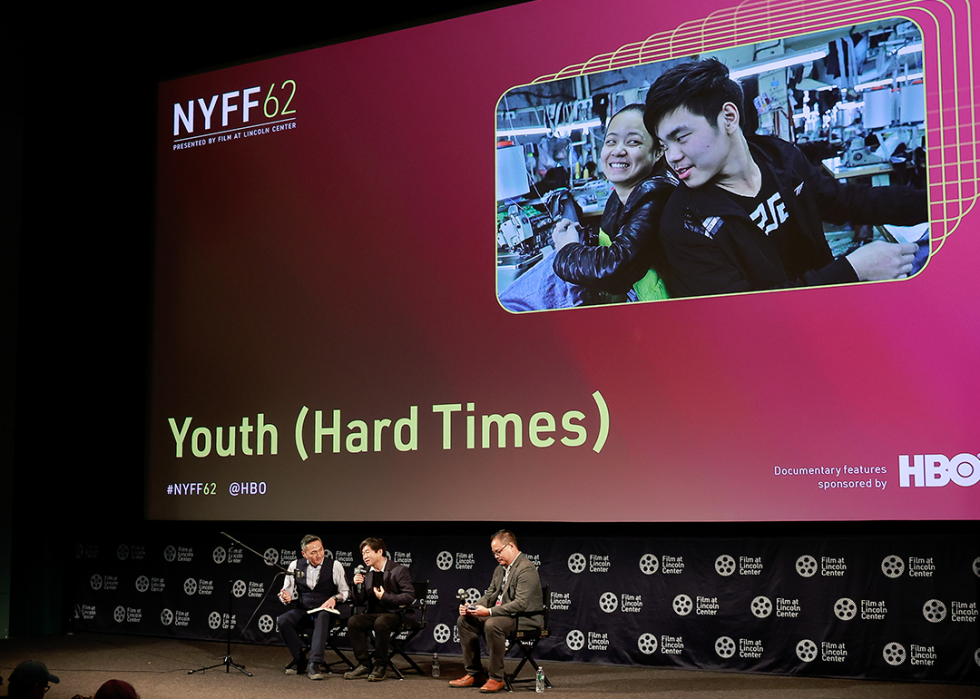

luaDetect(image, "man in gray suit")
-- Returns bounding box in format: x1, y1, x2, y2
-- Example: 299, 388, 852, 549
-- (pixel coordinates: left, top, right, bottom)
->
450, 530, 543, 693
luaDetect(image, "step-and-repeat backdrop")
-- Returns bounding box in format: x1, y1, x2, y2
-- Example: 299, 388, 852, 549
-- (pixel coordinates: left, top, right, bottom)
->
73, 530, 979, 683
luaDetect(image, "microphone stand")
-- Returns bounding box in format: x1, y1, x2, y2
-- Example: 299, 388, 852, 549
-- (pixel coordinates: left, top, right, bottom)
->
188, 532, 297, 676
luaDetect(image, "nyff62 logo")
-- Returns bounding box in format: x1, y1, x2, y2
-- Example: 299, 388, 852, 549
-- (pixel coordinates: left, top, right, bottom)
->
173, 81, 296, 137
899, 454, 980, 488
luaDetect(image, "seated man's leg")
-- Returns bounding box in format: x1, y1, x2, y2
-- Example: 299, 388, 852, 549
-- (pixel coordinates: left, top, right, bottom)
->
456, 614, 487, 676
278, 608, 312, 670
370, 612, 403, 666
308, 610, 335, 666
484, 616, 516, 681
346, 613, 375, 669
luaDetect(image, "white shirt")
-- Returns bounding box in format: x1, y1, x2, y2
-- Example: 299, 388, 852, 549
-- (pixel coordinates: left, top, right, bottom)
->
490, 551, 522, 616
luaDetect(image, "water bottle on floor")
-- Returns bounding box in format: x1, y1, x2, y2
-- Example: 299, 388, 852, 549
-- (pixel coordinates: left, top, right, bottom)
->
432, 653, 440, 678
535, 665, 545, 692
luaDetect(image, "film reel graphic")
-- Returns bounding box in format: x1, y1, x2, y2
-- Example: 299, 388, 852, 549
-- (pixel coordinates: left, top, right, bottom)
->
232, 580, 247, 598
258, 614, 275, 634
881, 555, 905, 578
263, 548, 279, 566
922, 599, 947, 623
565, 629, 585, 651
184, 578, 198, 595
135, 575, 150, 593
796, 639, 818, 662
715, 555, 736, 576
117, 544, 130, 561
113, 606, 126, 623
213, 546, 227, 564
673, 594, 693, 616
795, 555, 817, 577
639, 553, 659, 575
433, 623, 452, 644
834, 597, 857, 621
160, 609, 174, 626
436, 551, 454, 570
164, 545, 177, 562
90, 574, 103, 591
208, 611, 222, 629
638, 633, 658, 655
715, 636, 736, 658
751, 596, 772, 618
883, 642, 906, 666
599, 592, 619, 613
568, 553, 587, 574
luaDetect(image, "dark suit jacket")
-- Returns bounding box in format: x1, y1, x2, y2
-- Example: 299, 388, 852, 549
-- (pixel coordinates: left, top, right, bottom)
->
477, 552, 543, 630
354, 559, 415, 613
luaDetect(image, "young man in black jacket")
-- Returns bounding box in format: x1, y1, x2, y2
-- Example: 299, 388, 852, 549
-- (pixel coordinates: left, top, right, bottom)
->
343, 537, 416, 682
644, 58, 925, 298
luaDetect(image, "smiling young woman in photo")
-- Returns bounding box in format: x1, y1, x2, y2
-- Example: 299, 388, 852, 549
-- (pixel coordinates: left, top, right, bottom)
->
552, 103, 678, 302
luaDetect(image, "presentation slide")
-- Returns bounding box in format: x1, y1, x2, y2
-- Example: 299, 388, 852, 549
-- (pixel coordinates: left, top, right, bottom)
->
147, 0, 979, 522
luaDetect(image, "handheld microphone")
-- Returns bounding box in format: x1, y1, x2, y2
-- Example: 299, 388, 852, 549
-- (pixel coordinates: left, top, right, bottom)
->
458, 588, 478, 611
354, 565, 367, 594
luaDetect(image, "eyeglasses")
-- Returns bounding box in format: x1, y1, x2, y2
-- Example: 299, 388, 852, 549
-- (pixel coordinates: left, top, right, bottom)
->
492, 542, 512, 557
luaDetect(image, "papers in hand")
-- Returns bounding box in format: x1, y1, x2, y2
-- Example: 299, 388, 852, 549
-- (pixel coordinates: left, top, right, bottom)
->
308, 606, 340, 615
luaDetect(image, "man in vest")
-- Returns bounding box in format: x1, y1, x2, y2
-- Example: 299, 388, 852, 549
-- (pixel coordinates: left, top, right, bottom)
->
278, 534, 350, 679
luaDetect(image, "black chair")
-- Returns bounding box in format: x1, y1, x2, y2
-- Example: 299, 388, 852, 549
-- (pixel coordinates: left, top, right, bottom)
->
383, 580, 429, 679
504, 584, 551, 692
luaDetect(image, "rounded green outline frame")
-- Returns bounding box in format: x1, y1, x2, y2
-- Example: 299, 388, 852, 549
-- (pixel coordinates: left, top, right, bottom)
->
495, 0, 976, 309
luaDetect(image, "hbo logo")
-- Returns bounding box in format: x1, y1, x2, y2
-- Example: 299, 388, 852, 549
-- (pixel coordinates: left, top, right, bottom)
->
899, 454, 980, 488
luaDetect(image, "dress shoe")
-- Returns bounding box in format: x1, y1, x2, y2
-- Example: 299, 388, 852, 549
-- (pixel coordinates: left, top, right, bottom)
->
368, 664, 387, 682
450, 674, 478, 687
344, 664, 371, 679
284, 658, 303, 675
480, 678, 505, 693
308, 662, 324, 680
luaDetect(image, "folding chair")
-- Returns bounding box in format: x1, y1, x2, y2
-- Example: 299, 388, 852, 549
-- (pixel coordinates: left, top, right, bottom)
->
383, 580, 429, 679
504, 584, 551, 691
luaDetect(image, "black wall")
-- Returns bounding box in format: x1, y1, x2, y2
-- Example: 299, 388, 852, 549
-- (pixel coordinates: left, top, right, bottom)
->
6, 4, 528, 637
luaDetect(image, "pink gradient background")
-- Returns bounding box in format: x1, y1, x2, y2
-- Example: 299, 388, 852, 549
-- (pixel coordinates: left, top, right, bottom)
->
148, 0, 980, 521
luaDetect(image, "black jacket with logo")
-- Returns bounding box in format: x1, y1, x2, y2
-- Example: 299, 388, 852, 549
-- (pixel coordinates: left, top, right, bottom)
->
658, 135, 928, 297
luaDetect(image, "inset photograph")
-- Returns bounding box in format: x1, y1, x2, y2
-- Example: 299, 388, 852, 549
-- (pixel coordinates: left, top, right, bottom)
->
496, 19, 928, 311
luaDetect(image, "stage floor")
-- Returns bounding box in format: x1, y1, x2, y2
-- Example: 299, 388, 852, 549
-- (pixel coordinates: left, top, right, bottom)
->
0, 633, 975, 699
